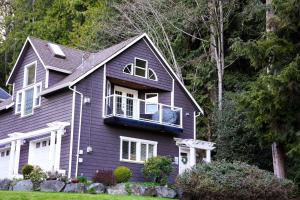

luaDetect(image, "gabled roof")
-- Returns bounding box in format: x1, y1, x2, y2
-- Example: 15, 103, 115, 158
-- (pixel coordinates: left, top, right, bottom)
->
6, 37, 87, 84
7, 33, 203, 113
0, 98, 14, 111
0, 87, 11, 101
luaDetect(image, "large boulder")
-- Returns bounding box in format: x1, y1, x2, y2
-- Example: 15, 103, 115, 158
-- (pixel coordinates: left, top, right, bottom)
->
13, 180, 33, 191
0, 179, 12, 190
40, 180, 65, 192
156, 186, 177, 199
131, 184, 157, 196
63, 183, 86, 193
87, 183, 106, 194
107, 183, 128, 195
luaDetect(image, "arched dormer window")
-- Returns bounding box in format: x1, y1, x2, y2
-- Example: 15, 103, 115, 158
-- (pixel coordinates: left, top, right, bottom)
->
123, 58, 158, 81
148, 68, 157, 81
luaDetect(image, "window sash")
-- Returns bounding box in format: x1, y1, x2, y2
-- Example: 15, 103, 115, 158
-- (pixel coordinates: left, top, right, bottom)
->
23, 87, 34, 116
16, 91, 22, 113
145, 93, 159, 114
24, 62, 36, 87
120, 136, 157, 163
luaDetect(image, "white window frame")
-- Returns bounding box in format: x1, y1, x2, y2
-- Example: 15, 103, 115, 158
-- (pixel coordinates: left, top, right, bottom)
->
148, 68, 158, 81
145, 93, 159, 114
15, 91, 22, 114
23, 61, 37, 87
134, 58, 148, 78
120, 136, 157, 164
21, 86, 35, 117
34, 82, 42, 108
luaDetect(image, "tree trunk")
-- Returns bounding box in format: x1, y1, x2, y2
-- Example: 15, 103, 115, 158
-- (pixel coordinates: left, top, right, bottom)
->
272, 142, 286, 178
266, 0, 286, 179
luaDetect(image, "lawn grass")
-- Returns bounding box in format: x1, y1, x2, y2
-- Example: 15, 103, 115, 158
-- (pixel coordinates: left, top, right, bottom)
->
0, 191, 170, 200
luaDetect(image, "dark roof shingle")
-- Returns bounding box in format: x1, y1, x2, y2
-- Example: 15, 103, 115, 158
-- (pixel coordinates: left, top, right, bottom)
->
0, 87, 11, 100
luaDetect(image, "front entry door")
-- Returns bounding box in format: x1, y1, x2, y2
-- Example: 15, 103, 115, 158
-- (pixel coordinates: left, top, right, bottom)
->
114, 86, 138, 119
179, 147, 190, 174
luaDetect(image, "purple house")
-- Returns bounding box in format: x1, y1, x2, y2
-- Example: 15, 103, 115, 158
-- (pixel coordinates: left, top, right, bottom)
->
0, 33, 215, 181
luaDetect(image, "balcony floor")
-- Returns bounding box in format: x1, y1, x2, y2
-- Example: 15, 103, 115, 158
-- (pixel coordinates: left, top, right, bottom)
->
104, 116, 183, 135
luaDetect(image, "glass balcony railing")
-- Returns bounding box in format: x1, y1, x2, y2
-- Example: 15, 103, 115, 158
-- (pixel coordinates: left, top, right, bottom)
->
104, 94, 183, 128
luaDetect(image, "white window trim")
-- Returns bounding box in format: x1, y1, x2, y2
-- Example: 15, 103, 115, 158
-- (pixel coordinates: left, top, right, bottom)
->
16, 82, 42, 117
34, 82, 42, 108
134, 57, 148, 78
23, 61, 37, 87
145, 93, 159, 114
15, 91, 22, 114
123, 63, 133, 75
120, 136, 157, 164
148, 68, 158, 81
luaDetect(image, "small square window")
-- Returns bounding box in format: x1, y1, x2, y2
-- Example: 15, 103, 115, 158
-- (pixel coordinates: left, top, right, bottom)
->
42, 141, 47, 147
135, 67, 146, 77
36, 142, 40, 148
6, 150, 10, 156
122, 140, 129, 160
1, 152, 4, 157
136, 59, 146, 69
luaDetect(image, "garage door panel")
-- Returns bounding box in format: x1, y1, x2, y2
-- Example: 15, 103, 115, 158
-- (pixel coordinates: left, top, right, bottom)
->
29, 139, 53, 171
0, 149, 10, 178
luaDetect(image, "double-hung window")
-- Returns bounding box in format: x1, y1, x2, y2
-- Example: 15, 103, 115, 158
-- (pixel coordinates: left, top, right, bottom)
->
134, 58, 147, 78
145, 93, 159, 114
15, 61, 42, 117
120, 136, 157, 163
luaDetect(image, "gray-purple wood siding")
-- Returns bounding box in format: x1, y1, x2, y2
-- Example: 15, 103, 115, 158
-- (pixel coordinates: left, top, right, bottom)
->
0, 44, 73, 174
72, 39, 197, 181
48, 70, 67, 87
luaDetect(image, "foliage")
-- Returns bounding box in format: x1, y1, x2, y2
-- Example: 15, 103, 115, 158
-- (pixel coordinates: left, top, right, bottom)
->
213, 97, 272, 170
76, 176, 87, 184
142, 156, 172, 185
22, 164, 34, 180
113, 166, 132, 183
92, 170, 116, 186
176, 160, 297, 200
29, 166, 47, 191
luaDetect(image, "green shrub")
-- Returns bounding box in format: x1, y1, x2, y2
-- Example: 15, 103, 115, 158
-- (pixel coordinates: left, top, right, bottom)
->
113, 166, 132, 183
29, 166, 47, 191
77, 176, 88, 184
22, 164, 34, 180
142, 156, 172, 185
176, 160, 297, 200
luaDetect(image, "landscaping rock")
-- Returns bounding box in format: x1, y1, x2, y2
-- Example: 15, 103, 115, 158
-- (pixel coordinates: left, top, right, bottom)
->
63, 183, 86, 193
40, 180, 65, 192
131, 184, 157, 196
156, 186, 177, 198
87, 183, 106, 194
0, 179, 12, 190
107, 183, 128, 195
13, 180, 33, 191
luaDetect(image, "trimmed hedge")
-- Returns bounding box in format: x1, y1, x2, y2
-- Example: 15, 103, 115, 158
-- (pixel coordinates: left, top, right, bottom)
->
176, 160, 296, 200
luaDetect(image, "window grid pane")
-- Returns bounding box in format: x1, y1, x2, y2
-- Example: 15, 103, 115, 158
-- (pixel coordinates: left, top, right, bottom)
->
148, 144, 154, 158
26, 65, 36, 86
122, 140, 129, 160
130, 141, 137, 161
141, 143, 147, 161
24, 88, 34, 115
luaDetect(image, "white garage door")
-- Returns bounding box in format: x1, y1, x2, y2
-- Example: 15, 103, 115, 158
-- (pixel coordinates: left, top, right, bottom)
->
0, 149, 10, 178
29, 139, 52, 171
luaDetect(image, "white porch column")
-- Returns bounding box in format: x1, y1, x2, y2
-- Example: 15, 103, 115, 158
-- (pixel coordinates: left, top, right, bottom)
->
190, 147, 196, 166
49, 131, 56, 171
206, 149, 211, 163
54, 129, 63, 171
13, 140, 21, 175
8, 141, 16, 177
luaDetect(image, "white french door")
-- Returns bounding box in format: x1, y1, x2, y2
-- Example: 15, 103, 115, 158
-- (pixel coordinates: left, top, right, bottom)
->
114, 86, 139, 119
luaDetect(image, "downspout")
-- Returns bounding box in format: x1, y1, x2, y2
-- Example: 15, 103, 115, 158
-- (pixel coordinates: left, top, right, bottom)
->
194, 111, 201, 140
68, 85, 83, 178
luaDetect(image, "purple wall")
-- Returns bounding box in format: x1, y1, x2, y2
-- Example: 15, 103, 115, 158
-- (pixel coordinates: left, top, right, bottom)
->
0, 44, 73, 174
48, 70, 67, 87
72, 39, 197, 181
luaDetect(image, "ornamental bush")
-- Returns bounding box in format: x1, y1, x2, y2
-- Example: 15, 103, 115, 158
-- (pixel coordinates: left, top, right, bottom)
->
113, 166, 132, 183
92, 170, 116, 186
29, 166, 47, 191
142, 156, 172, 185
22, 164, 34, 180
176, 160, 297, 200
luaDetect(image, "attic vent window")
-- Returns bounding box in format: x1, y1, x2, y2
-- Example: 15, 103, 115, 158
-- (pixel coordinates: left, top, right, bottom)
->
48, 43, 66, 58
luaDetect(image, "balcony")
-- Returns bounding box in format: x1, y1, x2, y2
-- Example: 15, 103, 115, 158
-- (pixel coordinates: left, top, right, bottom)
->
104, 94, 183, 134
